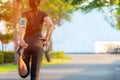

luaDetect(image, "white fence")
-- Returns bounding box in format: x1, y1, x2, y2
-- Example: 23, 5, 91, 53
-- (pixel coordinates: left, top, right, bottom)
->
94, 41, 120, 53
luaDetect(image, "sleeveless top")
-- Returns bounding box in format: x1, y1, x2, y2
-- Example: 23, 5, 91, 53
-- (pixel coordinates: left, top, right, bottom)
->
22, 10, 47, 46
22, 10, 47, 38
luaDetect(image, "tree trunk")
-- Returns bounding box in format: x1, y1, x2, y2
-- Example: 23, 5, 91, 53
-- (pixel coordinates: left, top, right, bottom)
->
4, 44, 7, 51
14, 0, 21, 64
1, 42, 4, 51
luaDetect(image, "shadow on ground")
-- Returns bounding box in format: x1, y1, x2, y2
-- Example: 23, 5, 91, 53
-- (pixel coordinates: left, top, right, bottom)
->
57, 60, 120, 80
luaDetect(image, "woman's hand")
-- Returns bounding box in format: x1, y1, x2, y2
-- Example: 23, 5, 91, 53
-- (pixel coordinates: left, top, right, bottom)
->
45, 36, 49, 41
19, 39, 28, 48
40, 37, 49, 42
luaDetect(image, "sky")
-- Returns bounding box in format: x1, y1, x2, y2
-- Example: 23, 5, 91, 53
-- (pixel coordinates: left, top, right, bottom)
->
52, 11, 120, 53
0, 21, 6, 34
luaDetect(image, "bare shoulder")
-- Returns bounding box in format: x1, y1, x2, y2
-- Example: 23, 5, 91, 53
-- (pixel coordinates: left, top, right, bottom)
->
44, 17, 52, 22
44, 16, 54, 28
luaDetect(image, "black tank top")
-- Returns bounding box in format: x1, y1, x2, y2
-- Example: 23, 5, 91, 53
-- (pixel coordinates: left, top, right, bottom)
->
21, 10, 47, 46
22, 10, 47, 38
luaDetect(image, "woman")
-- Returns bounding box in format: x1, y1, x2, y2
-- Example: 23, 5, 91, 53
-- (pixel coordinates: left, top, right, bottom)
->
18, 0, 54, 80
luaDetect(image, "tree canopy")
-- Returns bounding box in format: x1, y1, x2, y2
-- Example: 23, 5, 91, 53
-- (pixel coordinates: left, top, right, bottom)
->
0, 0, 75, 26
1, 0, 120, 29
65, 0, 120, 30
71, 0, 116, 12
1, 0, 120, 35
0, 0, 75, 48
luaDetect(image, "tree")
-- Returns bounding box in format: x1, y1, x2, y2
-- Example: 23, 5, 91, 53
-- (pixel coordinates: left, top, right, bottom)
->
0, 32, 13, 51
65, 0, 120, 30
0, 0, 76, 63
0, 0, 75, 40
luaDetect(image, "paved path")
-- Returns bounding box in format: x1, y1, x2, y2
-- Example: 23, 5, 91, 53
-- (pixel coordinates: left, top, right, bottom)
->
1, 54, 120, 80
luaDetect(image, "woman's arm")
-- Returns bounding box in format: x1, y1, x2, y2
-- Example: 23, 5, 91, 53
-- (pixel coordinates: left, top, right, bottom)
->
43, 17, 54, 41
19, 17, 28, 48
19, 27, 25, 40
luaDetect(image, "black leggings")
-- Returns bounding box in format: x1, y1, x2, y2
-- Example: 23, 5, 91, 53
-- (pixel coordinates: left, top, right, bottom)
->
20, 45, 43, 80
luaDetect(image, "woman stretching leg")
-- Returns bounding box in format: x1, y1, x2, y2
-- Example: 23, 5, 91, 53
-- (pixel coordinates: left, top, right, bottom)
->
17, 0, 54, 80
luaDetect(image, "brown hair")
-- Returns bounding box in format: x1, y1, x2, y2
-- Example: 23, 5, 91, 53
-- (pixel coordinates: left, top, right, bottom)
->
29, 0, 40, 9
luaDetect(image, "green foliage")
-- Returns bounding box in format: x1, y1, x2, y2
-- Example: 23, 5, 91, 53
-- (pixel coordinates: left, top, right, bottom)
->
70, 0, 116, 13
0, 32, 14, 51
0, 1, 15, 22
0, 1, 14, 43
116, 5, 120, 15
0, 33, 13, 44
0, 52, 4, 64
57, 51, 65, 59
1, 50, 65, 64
0, 0, 75, 47
116, 14, 120, 30
3, 51, 14, 63
43, 51, 65, 59
66, 0, 120, 30
0, 56, 72, 73
0, 0, 75, 26
50, 51, 65, 59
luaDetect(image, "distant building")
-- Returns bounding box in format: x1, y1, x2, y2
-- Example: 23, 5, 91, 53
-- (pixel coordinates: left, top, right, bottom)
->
94, 41, 120, 53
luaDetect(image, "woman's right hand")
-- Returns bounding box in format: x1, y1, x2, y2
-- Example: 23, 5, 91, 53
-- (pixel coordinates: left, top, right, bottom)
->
19, 39, 28, 48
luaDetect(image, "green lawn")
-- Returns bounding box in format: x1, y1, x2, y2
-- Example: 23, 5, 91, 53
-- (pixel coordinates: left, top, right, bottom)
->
0, 64, 17, 72
0, 57, 72, 73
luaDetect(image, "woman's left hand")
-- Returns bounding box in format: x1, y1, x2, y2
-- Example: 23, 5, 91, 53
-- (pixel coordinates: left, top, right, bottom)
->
40, 36, 49, 42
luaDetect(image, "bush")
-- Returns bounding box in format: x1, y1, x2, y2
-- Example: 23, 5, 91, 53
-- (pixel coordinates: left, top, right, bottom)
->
0, 52, 4, 64
3, 51, 14, 63
50, 51, 65, 59
57, 51, 65, 58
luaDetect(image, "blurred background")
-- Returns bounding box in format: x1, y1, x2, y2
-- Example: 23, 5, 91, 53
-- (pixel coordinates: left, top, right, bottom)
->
0, 0, 120, 63
1, 1, 120, 79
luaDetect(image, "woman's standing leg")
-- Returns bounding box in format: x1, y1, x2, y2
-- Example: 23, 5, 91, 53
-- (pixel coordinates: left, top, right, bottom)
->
30, 47, 43, 80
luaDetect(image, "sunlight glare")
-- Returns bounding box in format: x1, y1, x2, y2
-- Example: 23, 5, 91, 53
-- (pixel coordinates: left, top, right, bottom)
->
0, 21, 6, 34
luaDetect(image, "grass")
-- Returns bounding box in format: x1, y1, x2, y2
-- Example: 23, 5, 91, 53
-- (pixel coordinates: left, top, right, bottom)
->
0, 64, 17, 72
0, 57, 72, 73
42, 57, 72, 66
